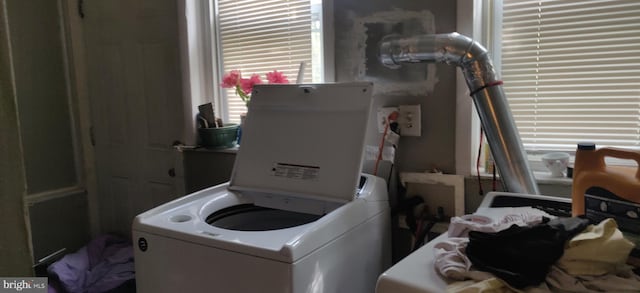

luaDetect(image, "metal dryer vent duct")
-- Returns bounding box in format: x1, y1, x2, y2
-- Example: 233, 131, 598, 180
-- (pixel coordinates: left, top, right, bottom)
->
379, 32, 540, 195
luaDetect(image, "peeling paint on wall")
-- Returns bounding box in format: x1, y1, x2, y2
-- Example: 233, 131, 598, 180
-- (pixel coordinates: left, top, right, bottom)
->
342, 9, 438, 95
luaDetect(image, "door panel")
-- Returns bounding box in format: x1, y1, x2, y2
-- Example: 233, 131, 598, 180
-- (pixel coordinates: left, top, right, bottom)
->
84, 0, 185, 236
106, 177, 136, 235
141, 43, 179, 146
100, 46, 128, 146
147, 182, 174, 213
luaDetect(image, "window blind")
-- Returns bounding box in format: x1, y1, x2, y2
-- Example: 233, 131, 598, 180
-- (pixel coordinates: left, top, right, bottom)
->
217, 0, 314, 123
500, 0, 640, 152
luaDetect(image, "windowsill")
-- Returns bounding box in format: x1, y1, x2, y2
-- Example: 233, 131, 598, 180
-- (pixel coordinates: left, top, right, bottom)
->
176, 145, 239, 154
473, 170, 573, 186
532, 171, 572, 186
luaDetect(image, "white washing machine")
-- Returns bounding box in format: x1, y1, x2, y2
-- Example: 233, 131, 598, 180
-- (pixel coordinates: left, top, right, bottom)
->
133, 82, 391, 293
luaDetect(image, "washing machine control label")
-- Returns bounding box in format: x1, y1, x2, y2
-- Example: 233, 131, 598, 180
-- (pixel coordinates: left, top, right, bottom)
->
272, 163, 319, 180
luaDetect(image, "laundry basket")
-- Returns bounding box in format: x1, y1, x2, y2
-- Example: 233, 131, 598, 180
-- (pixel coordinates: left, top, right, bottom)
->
198, 123, 239, 148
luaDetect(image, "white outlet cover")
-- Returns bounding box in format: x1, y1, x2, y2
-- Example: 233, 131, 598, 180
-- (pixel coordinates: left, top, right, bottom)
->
399, 104, 421, 136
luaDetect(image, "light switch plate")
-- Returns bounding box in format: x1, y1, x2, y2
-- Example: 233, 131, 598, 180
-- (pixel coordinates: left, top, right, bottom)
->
399, 104, 421, 136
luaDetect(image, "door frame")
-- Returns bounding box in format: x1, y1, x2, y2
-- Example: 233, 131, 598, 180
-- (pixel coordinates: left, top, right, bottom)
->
59, 0, 100, 236
0, 0, 33, 275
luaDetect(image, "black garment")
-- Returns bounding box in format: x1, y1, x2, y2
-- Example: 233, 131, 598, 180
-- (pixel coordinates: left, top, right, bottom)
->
466, 217, 590, 289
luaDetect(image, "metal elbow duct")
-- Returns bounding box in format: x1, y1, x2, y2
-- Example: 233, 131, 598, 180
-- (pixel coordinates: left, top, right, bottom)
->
379, 32, 540, 195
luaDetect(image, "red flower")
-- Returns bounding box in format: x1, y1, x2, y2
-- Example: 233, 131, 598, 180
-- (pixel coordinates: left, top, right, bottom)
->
266, 70, 290, 84
239, 74, 262, 94
221, 70, 241, 88
221, 69, 289, 107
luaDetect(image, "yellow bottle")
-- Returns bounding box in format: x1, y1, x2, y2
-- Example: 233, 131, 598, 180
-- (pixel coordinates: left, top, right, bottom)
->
571, 142, 640, 268
572, 143, 640, 217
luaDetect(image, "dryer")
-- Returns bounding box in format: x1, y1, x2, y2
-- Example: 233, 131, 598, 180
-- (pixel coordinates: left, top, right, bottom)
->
375, 192, 572, 293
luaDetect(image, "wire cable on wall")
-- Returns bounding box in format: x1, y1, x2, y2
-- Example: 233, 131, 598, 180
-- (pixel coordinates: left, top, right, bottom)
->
476, 127, 484, 196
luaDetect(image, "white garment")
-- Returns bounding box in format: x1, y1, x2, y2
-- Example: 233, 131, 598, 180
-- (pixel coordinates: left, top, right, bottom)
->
434, 238, 471, 280
557, 218, 635, 276
448, 208, 551, 238
433, 238, 493, 281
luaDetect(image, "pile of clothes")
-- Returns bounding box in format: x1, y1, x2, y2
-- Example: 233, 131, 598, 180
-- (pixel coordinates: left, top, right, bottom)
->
47, 235, 135, 293
435, 208, 640, 292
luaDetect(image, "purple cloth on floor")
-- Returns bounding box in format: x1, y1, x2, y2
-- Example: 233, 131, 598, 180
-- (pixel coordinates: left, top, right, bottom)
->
47, 235, 134, 293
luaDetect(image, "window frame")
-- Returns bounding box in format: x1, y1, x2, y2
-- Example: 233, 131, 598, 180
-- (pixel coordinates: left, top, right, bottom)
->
458, 0, 574, 176
457, 0, 577, 177
178, 0, 334, 145
211, 0, 335, 123
487, 0, 640, 172
455, 0, 484, 176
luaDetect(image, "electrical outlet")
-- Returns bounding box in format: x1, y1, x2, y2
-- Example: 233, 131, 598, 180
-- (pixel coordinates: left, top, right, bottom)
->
399, 104, 421, 136
377, 107, 399, 133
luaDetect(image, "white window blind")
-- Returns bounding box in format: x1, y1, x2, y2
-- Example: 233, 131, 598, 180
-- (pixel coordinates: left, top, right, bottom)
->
217, 0, 315, 123
500, 0, 640, 152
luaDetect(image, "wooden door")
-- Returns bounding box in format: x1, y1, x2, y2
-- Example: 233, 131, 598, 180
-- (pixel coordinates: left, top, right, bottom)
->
83, 0, 186, 236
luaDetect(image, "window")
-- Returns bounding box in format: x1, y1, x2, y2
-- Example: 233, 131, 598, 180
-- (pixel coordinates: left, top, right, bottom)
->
215, 0, 325, 123
490, 0, 640, 155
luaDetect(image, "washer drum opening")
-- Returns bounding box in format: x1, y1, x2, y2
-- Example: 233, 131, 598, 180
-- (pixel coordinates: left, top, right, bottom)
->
206, 204, 324, 231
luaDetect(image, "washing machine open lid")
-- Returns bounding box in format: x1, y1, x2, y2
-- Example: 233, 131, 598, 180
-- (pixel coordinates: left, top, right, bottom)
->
229, 82, 373, 205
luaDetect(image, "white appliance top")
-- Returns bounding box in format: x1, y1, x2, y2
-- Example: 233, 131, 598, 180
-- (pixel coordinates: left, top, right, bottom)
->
376, 192, 572, 293
229, 83, 373, 204
132, 174, 389, 263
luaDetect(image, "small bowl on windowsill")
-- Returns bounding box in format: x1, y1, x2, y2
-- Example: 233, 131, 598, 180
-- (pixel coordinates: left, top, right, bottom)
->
198, 123, 239, 149
541, 152, 570, 178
